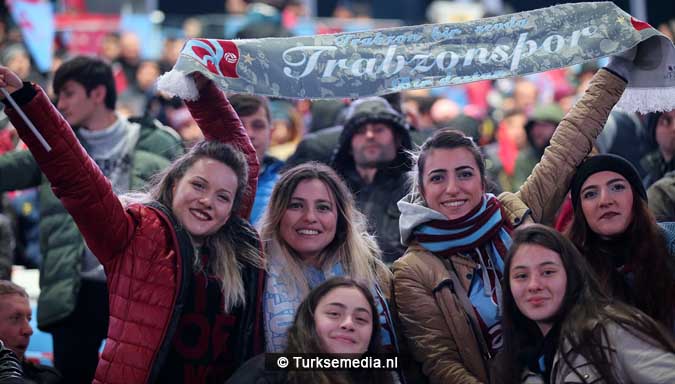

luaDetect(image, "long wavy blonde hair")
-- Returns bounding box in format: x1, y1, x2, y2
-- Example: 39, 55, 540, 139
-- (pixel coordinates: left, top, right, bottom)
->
258, 162, 390, 295
123, 140, 264, 311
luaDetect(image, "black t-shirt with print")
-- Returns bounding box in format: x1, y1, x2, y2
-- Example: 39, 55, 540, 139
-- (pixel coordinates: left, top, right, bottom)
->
156, 263, 240, 383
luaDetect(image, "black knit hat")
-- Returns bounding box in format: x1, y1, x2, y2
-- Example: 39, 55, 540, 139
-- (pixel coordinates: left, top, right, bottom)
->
570, 154, 647, 208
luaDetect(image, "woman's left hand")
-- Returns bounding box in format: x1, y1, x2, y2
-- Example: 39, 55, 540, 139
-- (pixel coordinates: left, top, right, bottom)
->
0, 66, 23, 97
192, 72, 212, 93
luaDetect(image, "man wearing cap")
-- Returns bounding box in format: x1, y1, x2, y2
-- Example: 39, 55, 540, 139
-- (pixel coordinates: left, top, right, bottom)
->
514, 103, 565, 188
331, 96, 413, 263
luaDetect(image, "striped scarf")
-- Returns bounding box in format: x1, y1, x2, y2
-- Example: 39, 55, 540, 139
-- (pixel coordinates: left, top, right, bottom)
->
413, 194, 512, 354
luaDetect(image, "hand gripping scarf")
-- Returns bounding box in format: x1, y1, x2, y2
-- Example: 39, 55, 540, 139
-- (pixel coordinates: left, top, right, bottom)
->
158, 2, 675, 113
413, 194, 512, 354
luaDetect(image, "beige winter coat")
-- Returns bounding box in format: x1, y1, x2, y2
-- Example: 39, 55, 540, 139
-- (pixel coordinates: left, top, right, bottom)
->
393, 69, 627, 384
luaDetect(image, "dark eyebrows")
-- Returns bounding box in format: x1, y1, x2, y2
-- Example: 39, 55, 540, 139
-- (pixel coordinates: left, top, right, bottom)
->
455, 165, 475, 172
607, 178, 627, 185
581, 178, 628, 194
325, 302, 372, 317
193, 176, 232, 196
511, 260, 561, 270
354, 307, 372, 317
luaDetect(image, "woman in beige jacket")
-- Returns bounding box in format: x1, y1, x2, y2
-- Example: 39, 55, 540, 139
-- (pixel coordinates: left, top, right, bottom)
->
393, 66, 628, 384
502, 224, 675, 384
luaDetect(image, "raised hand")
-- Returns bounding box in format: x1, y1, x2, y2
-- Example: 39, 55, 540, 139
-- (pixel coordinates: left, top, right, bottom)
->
0, 66, 23, 97
191, 71, 212, 93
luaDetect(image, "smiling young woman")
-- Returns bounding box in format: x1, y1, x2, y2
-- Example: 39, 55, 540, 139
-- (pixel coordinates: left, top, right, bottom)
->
227, 277, 395, 384
256, 162, 399, 358
0, 67, 266, 383
566, 154, 675, 330
500, 224, 675, 384
393, 65, 629, 383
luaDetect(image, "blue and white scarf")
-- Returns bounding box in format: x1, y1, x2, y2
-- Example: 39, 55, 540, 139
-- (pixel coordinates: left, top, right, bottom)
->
263, 250, 398, 353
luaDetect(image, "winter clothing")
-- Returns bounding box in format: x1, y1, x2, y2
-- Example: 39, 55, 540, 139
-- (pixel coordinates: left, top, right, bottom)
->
4, 82, 264, 383
0, 100, 183, 331
641, 111, 675, 187
514, 104, 565, 188
641, 150, 675, 188
22, 359, 62, 384
595, 109, 648, 177
0, 341, 23, 384
513, 147, 540, 191
250, 155, 284, 225
648, 170, 675, 221
524, 104, 565, 149
227, 354, 286, 384
393, 68, 626, 384
570, 153, 647, 207
331, 97, 413, 263
405, 195, 511, 357
521, 322, 675, 384
264, 257, 396, 353
0, 214, 13, 280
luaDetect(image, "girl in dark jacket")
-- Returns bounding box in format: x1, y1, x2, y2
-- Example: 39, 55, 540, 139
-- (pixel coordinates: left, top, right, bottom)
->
565, 154, 675, 331
228, 276, 395, 384
0, 68, 265, 383
501, 224, 675, 383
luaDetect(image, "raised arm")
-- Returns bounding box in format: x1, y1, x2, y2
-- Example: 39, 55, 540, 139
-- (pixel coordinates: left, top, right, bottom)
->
514, 68, 627, 224
0, 69, 134, 264
184, 74, 259, 219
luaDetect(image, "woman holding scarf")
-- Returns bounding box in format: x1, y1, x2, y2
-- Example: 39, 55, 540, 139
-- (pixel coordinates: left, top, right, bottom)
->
0, 68, 266, 383
393, 62, 630, 383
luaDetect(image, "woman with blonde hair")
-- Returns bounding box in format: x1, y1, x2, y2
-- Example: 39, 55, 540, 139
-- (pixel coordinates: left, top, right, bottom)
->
258, 162, 398, 354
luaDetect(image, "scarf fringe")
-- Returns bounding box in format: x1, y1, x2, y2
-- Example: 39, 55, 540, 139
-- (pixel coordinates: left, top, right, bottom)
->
616, 86, 675, 114
157, 69, 199, 101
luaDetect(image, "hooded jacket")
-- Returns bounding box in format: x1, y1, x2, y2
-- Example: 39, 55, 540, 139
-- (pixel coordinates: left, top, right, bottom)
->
331, 97, 413, 263
393, 68, 627, 384
641, 111, 675, 187
4, 82, 265, 383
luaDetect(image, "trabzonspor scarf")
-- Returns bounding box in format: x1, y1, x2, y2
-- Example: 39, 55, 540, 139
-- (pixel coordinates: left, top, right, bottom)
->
263, 249, 398, 354
158, 2, 675, 113
413, 194, 512, 354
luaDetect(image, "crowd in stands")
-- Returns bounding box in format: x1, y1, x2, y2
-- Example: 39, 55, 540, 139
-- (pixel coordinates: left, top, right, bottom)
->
0, 1, 674, 383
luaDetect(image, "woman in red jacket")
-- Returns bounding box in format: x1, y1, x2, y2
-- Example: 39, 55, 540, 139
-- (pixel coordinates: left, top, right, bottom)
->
0, 67, 266, 383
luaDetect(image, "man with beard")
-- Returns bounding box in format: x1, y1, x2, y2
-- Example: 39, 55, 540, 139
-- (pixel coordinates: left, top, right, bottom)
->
642, 109, 675, 188
331, 97, 412, 263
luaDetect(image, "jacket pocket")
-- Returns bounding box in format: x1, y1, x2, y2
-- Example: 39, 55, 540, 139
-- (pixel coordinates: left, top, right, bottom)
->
560, 362, 602, 383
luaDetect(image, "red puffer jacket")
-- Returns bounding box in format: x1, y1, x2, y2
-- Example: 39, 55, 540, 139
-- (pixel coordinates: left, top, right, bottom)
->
4, 82, 264, 383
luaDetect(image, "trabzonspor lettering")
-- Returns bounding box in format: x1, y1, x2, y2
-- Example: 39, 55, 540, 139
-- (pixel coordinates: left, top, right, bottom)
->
281, 26, 598, 80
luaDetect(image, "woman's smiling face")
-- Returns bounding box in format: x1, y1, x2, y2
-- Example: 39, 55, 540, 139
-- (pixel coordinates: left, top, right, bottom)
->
422, 147, 485, 220
279, 179, 338, 262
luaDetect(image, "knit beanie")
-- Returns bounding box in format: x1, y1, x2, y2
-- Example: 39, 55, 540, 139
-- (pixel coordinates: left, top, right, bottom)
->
570, 154, 646, 208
